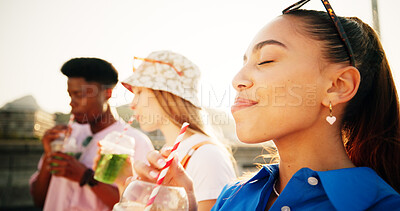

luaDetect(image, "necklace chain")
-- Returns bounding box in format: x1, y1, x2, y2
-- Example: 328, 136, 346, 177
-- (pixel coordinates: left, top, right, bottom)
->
273, 179, 280, 196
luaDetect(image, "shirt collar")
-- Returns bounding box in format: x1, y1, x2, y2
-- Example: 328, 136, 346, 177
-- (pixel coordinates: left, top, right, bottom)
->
248, 165, 397, 210
246, 164, 279, 184
316, 167, 394, 210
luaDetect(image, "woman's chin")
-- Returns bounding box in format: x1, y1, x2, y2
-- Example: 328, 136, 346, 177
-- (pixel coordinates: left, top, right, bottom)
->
236, 132, 263, 144
138, 123, 157, 133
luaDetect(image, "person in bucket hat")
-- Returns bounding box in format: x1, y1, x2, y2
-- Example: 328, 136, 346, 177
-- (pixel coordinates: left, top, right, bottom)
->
122, 50, 236, 211
122, 50, 201, 108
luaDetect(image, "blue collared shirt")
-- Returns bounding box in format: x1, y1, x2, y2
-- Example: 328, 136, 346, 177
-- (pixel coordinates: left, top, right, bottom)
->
212, 164, 400, 211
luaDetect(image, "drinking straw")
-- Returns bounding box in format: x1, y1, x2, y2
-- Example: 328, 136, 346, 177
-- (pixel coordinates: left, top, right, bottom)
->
120, 115, 135, 138
144, 122, 190, 211
116, 115, 136, 172
63, 114, 74, 142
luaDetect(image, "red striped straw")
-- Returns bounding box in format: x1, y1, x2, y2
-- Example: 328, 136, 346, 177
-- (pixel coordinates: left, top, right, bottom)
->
144, 122, 190, 211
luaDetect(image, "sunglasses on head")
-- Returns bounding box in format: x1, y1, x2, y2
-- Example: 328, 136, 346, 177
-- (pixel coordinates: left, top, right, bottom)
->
283, 0, 355, 66
133, 56, 183, 76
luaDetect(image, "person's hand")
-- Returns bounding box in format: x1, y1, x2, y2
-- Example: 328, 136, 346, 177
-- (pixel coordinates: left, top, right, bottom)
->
114, 158, 134, 193
134, 149, 198, 211
134, 149, 193, 188
42, 125, 68, 155
48, 152, 87, 183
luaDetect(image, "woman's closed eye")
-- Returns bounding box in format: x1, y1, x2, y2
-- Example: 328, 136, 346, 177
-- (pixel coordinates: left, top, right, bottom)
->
258, 60, 274, 65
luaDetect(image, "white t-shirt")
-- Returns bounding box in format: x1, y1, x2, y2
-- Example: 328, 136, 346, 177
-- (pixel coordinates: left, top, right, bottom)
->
175, 134, 236, 202
30, 120, 154, 211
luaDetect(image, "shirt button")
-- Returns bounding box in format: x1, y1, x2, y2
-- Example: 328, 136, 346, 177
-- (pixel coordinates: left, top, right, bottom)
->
308, 176, 319, 186
281, 206, 290, 211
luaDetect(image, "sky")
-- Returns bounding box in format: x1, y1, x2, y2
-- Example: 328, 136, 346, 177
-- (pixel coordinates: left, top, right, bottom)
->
0, 0, 399, 114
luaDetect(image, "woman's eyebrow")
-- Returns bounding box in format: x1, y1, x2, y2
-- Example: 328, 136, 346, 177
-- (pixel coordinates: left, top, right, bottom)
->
253, 39, 287, 53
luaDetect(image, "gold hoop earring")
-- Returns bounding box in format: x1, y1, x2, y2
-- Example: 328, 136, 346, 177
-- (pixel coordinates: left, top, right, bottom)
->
326, 102, 336, 125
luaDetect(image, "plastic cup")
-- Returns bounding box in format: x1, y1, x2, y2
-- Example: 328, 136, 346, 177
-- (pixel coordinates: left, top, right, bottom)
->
113, 180, 188, 211
94, 153, 129, 184
65, 152, 82, 159
50, 140, 64, 152
113, 201, 146, 211
49, 139, 64, 173
64, 137, 82, 159
94, 131, 135, 184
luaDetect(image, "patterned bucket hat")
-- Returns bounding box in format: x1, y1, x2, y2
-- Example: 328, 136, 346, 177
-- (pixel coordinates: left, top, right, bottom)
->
121, 50, 201, 108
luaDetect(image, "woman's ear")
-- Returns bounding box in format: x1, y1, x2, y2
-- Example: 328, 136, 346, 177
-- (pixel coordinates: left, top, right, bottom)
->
323, 66, 360, 107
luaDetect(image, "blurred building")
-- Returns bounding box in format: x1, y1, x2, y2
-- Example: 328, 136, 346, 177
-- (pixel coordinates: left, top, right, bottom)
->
0, 95, 55, 139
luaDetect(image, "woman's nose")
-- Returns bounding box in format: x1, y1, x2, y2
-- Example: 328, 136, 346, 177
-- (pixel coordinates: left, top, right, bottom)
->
232, 67, 254, 91
130, 95, 139, 110
130, 100, 136, 110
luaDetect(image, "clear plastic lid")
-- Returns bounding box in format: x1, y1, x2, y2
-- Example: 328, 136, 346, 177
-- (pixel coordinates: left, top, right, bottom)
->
63, 136, 81, 153
99, 131, 135, 156
50, 133, 66, 152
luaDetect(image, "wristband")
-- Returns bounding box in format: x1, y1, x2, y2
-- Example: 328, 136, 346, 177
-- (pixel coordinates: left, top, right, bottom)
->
79, 169, 99, 187
87, 174, 99, 187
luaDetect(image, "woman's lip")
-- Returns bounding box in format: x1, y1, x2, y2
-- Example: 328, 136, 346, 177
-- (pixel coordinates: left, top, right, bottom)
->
134, 114, 140, 121
231, 98, 258, 114
234, 97, 258, 104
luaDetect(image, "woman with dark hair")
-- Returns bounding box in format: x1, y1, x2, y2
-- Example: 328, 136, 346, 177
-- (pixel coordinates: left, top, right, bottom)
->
135, 0, 400, 210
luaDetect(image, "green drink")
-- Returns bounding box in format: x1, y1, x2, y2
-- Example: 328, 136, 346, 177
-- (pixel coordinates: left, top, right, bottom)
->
95, 131, 136, 184
66, 152, 82, 160
94, 153, 128, 184
50, 139, 64, 174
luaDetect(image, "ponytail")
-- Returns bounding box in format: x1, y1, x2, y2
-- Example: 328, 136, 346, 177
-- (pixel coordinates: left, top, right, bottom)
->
285, 10, 400, 192
342, 18, 400, 193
